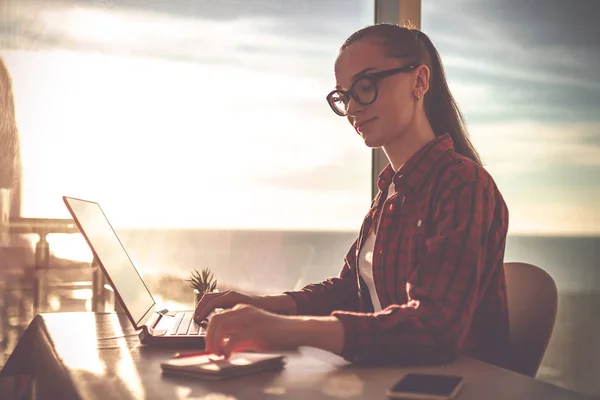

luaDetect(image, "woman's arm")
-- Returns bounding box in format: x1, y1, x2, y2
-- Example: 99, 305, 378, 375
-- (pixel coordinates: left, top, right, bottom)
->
253, 293, 298, 315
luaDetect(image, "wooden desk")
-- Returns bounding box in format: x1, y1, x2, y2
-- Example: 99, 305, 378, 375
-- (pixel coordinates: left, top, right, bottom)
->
0, 312, 595, 400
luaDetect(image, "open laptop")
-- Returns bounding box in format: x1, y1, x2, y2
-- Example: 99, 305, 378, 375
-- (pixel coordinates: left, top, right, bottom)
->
63, 196, 207, 348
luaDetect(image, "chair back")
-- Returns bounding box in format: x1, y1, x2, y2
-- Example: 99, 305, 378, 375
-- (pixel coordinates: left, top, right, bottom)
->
504, 262, 558, 377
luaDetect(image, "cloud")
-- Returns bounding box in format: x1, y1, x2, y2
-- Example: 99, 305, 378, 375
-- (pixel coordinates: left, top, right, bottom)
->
508, 201, 600, 236
420, 0, 600, 184
0, 0, 351, 80
251, 145, 371, 194
422, 0, 600, 123
470, 121, 600, 174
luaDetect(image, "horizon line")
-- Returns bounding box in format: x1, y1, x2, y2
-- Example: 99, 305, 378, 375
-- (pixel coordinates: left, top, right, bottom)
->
102, 226, 600, 238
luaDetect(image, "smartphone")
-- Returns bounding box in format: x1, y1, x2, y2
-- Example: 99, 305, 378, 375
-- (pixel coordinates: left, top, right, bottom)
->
386, 373, 464, 400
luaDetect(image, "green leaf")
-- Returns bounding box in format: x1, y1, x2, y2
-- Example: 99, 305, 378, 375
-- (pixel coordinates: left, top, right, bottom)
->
187, 267, 217, 293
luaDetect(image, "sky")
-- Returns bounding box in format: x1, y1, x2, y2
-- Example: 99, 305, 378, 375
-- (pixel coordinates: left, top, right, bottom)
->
1, 0, 599, 236
422, 0, 600, 235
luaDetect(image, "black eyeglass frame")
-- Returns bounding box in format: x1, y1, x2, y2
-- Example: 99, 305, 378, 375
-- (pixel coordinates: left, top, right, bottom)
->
326, 64, 420, 116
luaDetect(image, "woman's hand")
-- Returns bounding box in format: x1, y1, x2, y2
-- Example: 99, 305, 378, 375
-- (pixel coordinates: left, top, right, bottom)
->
205, 304, 345, 358
194, 291, 255, 324
194, 291, 298, 324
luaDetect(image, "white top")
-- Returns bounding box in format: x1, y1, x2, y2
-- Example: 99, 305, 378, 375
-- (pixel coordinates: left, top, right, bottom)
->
358, 182, 395, 312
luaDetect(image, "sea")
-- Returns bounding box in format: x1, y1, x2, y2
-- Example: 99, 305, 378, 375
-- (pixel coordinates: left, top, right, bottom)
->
111, 229, 600, 296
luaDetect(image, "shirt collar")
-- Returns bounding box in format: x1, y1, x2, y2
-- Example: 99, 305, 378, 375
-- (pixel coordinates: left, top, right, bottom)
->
377, 133, 455, 193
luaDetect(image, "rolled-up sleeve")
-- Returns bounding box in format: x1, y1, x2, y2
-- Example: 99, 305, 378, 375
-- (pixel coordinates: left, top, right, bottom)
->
332, 180, 498, 364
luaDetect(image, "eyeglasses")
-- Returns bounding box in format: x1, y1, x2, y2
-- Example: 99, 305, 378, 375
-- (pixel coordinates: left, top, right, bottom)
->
326, 64, 419, 117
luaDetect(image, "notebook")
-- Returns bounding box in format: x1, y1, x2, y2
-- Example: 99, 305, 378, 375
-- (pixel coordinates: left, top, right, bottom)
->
161, 351, 287, 380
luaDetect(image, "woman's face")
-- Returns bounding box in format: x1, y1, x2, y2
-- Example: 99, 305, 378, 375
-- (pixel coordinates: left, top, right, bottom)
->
333, 38, 424, 149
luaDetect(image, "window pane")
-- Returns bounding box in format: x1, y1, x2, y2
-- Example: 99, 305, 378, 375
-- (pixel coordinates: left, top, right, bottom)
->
423, 1, 600, 395
2, 1, 374, 305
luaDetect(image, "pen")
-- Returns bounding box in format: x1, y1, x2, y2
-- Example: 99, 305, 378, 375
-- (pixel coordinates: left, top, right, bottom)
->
173, 351, 223, 360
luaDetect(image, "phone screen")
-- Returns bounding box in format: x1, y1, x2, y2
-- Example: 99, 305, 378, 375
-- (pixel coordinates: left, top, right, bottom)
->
390, 373, 463, 396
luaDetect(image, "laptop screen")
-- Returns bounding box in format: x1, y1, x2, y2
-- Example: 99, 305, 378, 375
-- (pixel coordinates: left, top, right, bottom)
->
63, 197, 155, 328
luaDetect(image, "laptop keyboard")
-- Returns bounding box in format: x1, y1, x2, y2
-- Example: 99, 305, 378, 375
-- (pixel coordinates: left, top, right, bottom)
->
166, 311, 204, 336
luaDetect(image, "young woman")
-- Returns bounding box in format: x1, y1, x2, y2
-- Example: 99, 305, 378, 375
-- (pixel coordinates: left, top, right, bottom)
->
194, 24, 510, 368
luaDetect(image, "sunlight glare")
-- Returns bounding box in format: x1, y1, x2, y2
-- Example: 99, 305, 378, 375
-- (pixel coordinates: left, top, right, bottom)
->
109, 317, 146, 399
56, 314, 106, 376
47, 234, 93, 262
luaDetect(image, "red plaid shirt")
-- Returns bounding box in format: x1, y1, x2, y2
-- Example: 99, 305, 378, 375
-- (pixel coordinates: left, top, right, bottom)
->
285, 134, 510, 367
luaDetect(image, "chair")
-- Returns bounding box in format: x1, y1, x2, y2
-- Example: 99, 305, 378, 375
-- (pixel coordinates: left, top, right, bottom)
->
504, 262, 558, 377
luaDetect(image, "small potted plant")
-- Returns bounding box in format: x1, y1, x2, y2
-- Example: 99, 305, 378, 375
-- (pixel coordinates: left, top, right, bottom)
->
187, 267, 218, 305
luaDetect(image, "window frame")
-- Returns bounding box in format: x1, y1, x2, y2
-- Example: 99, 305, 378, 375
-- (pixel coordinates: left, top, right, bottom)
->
372, 0, 422, 199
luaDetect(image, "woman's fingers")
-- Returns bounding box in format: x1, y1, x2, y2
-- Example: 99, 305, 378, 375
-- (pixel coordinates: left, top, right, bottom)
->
204, 305, 303, 358
194, 291, 243, 323
205, 304, 253, 354
221, 326, 259, 358
194, 291, 223, 321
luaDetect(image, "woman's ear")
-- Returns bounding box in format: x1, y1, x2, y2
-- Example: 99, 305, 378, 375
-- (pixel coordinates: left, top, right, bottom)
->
414, 64, 431, 96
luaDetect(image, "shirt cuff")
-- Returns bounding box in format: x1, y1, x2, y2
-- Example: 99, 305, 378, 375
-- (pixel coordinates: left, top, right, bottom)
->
282, 290, 312, 315
331, 310, 372, 363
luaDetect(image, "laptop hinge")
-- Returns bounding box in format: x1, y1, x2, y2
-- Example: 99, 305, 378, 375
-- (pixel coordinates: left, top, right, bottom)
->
146, 311, 161, 330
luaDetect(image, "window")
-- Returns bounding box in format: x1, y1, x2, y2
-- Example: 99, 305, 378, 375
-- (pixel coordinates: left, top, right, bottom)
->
422, 1, 600, 238
422, 0, 600, 394
422, 0, 600, 286
3, 0, 378, 307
